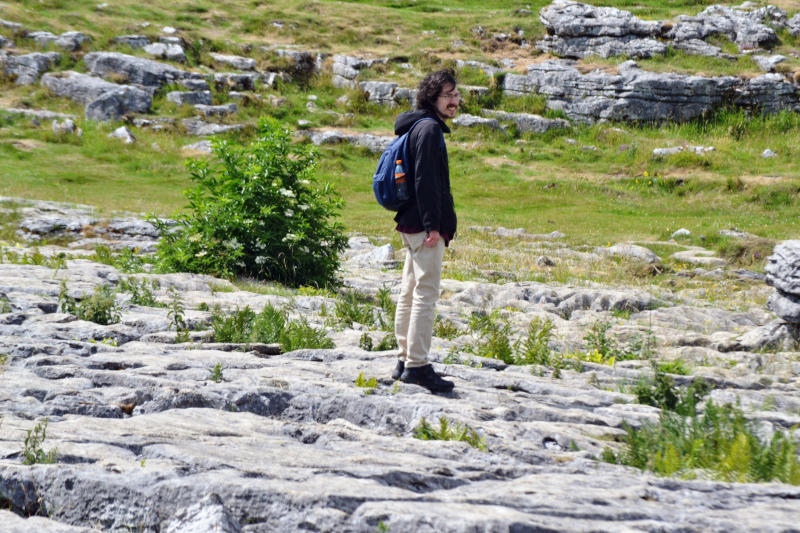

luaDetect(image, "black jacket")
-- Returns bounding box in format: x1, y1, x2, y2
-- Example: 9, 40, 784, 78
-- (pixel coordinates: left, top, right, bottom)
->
393, 109, 457, 242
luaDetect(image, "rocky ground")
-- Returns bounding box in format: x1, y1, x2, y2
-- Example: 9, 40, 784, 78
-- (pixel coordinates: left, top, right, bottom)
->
0, 198, 798, 532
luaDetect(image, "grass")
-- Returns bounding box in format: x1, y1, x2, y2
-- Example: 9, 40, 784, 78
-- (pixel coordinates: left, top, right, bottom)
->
413, 416, 487, 451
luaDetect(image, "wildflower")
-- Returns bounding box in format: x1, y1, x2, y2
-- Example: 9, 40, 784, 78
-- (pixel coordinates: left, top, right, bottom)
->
278, 188, 295, 198
285, 209, 294, 217
195, 251, 207, 257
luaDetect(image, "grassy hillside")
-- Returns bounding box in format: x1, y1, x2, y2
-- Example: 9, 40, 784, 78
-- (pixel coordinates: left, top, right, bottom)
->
1, 0, 799, 256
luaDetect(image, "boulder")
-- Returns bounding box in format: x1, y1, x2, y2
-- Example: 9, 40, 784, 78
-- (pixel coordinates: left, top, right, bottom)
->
0, 36, 13, 48
52, 118, 82, 136
752, 54, 786, 72
1, 52, 61, 85
600, 243, 660, 263
41, 70, 152, 120
765, 240, 800, 295
788, 14, 800, 37
83, 51, 200, 87
143, 42, 186, 63
358, 81, 415, 106
179, 78, 210, 91
107, 126, 136, 144
27, 31, 57, 47
209, 52, 256, 71
166, 90, 213, 106
54, 31, 92, 51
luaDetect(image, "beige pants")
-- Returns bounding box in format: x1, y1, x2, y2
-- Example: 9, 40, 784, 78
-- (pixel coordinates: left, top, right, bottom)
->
394, 232, 445, 368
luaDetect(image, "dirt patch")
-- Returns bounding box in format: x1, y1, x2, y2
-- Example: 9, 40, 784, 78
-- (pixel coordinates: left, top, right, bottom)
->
484, 156, 520, 168
5, 139, 44, 151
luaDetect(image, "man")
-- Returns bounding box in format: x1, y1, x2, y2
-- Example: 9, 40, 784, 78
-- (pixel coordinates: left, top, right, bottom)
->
391, 69, 459, 393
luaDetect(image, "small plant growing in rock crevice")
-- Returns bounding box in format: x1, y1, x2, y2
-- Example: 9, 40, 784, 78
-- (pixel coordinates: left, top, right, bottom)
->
166, 287, 190, 342
209, 362, 224, 383
58, 282, 121, 325
22, 418, 58, 465
118, 277, 161, 307
433, 315, 463, 339
355, 371, 378, 393
413, 416, 487, 452
515, 317, 554, 365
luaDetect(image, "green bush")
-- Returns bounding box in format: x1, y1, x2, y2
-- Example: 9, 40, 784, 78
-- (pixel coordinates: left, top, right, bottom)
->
212, 306, 256, 343
515, 317, 554, 365
632, 370, 710, 416
118, 277, 160, 307
151, 119, 348, 287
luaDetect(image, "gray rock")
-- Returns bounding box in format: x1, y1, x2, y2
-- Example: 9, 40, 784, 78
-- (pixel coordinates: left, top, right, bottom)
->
166, 90, 213, 106
28, 31, 57, 47
143, 42, 186, 63
452, 113, 500, 129
455, 59, 506, 77
765, 240, 800, 297
182, 119, 244, 136
84, 51, 199, 87
537, 34, 668, 59
1, 52, 61, 85
299, 129, 393, 154
213, 73, 260, 91
600, 243, 660, 263
108, 126, 136, 144
482, 111, 569, 133
54, 31, 92, 51
667, 4, 783, 51
2, 107, 76, 120
0, 510, 102, 532
41, 71, 152, 121
182, 140, 213, 153
85, 87, 152, 121
672, 38, 723, 57
761, 148, 777, 158
671, 249, 726, 267
209, 52, 256, 71
752, 54, 786, 72
503, 57, 798, 124
112, 35, 151, 49
194, 103, 238, 117
0, 18, 23, 31
719, 229, 757, 239
0, 35, 12, 48
274, 49, 319, 78
539, 0, 661, 38
653, 145, 715, 156
52, 118, 81, 136
670, 228, 691, 239
789, 14, 800, 37
163, 494, 242, 533
179, 78, 210, 91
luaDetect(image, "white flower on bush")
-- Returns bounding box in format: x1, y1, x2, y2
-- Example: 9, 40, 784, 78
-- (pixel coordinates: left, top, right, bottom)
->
195, 250, 207, 257
298, 204, 309, 211
282, 232, 299, 243
285, 209, 294, 217
255, 256, 267, 265
299, 179, 310, 186
279, 188, 295, 198
224, 237, 241, 249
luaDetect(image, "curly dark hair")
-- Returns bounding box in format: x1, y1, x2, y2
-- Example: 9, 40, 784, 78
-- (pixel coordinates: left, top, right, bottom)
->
415, 69, 457, 112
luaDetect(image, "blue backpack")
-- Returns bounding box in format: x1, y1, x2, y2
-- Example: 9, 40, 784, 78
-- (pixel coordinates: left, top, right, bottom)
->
373, 118, 436, 211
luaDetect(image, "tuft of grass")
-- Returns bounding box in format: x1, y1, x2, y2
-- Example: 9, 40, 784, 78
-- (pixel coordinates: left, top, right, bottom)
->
413, 416, 487, 452
603, 400, 800, 485
355, 371, 378, 393
208, 362, 224, 383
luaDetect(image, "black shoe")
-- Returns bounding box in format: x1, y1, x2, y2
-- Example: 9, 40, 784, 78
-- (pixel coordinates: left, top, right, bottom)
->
391, 360, 405, 381
399, 364, 454, 393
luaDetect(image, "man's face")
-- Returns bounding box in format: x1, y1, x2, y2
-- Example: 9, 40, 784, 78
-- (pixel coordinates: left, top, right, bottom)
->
434, 83, 459, 120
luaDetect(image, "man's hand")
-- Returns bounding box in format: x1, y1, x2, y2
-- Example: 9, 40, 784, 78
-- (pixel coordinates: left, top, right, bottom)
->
424, 230, 441, 247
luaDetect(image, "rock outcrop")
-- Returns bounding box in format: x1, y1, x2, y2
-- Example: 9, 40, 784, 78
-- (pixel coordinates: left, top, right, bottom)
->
0, 198, 798, 532
40, 71, 152, 121
0, 52, 61, 85
503, 59, 799, 123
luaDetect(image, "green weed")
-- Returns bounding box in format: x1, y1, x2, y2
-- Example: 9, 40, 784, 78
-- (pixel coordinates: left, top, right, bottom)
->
117, 277, 161, 307
22, 418, 58, 465
413, 416, 487, 452
166, 287, 190, 342
355, 371, 378, 393
58, 282, 121, 325
209, 362, 224, 383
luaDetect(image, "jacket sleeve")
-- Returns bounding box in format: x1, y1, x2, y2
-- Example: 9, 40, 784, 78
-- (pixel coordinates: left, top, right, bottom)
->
411, 122, 444, 234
